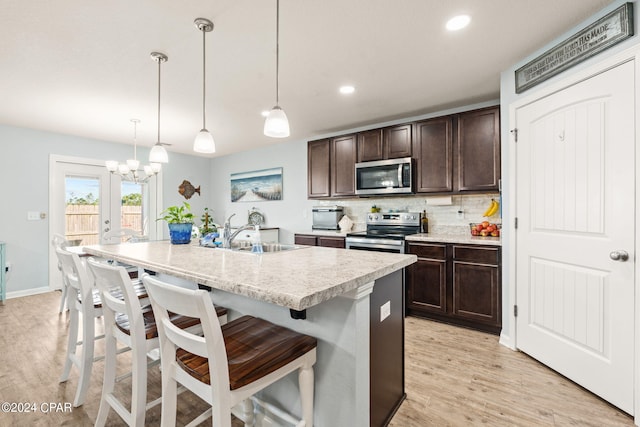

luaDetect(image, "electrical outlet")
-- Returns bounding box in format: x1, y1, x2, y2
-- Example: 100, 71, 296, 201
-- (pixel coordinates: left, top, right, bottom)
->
5, 262, 11, 272
457, 210, 464, 219
380, 301, 391, 322
27, 211, 40, 221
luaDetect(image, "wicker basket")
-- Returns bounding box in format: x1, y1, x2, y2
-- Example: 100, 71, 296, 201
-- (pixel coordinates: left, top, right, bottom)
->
469, 222, 501, 236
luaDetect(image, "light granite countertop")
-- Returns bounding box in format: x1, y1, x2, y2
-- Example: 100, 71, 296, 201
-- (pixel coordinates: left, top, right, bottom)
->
296, 229, 501, 246
82, 240, 416, 311
406, 233, 501, 246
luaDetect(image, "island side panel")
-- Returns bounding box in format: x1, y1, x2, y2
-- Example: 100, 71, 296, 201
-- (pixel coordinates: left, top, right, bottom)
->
205, 282, 374, 426
370, 269, 405, 427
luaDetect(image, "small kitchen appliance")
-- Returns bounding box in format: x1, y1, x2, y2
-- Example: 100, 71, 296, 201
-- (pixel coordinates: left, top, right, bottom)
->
312, 206, 344, 230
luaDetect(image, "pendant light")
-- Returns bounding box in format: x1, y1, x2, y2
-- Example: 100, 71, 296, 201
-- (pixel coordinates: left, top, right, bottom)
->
106, 119, 161, 182
193, 18, 216, 153
264, 0, 290, 138
149, 52, 169, 163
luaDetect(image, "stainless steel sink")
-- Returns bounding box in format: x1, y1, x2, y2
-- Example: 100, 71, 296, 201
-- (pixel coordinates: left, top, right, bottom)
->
231, 242, 306, 253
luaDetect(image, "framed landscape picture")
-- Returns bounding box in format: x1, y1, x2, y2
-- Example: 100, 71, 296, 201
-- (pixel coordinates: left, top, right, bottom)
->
230, 167, 283, 202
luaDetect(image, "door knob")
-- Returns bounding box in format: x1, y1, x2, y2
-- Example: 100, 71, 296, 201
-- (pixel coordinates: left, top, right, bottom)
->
610, 250, 629, 262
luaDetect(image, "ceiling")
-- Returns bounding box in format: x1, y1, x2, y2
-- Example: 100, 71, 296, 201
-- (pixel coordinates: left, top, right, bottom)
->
0, 0, 613, 158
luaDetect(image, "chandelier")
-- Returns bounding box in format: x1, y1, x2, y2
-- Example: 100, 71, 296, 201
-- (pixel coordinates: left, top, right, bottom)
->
105, 119, 161, 183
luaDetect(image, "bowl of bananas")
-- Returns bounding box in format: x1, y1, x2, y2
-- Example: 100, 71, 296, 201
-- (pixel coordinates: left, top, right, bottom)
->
470, 222, 501, 237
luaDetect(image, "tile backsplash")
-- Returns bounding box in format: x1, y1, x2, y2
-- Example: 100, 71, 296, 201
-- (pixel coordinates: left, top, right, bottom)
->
314, 193, 501, 234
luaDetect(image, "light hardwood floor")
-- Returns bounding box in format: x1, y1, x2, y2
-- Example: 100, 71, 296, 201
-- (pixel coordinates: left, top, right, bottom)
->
0, 291, 634, 426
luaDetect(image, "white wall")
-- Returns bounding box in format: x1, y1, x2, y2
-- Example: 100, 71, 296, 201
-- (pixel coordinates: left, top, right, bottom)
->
499, 0, 639, 347
0, 123, 212, 296
208, 138, 314, 244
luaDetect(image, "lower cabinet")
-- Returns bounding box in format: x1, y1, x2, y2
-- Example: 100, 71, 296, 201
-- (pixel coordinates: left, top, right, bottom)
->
294, 234, 346, 249
406, 241, 501, 334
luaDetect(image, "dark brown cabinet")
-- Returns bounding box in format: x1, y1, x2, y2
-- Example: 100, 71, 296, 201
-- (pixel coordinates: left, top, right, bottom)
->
308, 136, 357, 199
456, 106, 501, 192
357, 124, 412, 162
294, 234, 318, 246
357, 129, 384, 162
331, 134, 357, 197
413, 116, 453, 193
308, 105, 500, 199
384, 124, 412, 159
307, 139, 331, 198
294, 234, 346, 248
405, 243, 447, 314
406, 241, 501, 334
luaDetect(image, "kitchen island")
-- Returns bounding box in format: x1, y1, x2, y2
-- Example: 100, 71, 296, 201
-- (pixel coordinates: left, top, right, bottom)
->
83, 241, 416, 427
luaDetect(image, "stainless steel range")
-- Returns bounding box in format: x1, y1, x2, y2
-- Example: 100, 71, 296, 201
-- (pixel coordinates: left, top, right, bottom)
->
345, 212, 421, 254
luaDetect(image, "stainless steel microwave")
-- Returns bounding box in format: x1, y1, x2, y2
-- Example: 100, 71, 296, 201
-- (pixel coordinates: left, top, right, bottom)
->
355, 157, 413, 195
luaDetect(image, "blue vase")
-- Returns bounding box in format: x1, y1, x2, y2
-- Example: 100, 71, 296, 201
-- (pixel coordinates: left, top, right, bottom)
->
168, 223, 193, 244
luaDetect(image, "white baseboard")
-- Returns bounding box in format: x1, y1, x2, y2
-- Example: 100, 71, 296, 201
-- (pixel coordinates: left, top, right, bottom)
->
499, 330, 517, 350
6, 286, 55, 300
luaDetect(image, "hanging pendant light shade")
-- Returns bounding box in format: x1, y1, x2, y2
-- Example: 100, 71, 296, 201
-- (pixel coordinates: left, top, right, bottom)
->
193, 18, 216, 154
149, 52, 169, 163
264, 0, 290, 138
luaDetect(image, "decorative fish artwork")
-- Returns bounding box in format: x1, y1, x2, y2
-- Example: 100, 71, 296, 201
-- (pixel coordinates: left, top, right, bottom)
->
178, 180, 201, 200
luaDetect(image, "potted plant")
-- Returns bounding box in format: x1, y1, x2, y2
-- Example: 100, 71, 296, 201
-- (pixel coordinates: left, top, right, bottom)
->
157, 202, 194, 244
199, 207, 218, 236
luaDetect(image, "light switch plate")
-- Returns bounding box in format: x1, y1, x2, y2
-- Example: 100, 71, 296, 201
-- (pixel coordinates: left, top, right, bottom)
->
27, 211, 40, 221
380, 301, 391, 322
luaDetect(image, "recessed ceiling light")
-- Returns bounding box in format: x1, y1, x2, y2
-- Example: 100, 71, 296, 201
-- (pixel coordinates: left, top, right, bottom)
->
446, 15, 470, 31
339, 85, 355, 95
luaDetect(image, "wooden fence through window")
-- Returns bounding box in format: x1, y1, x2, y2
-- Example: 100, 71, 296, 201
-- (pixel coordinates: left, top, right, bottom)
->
65, 204, 142, 245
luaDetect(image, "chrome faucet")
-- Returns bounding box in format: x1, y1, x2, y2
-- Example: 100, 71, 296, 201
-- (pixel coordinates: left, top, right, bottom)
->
222, 213, 256, 249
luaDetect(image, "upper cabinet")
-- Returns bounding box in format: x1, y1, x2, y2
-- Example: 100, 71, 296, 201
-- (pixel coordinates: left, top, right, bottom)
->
308, 135, 357, 199
413, 116, 454, 193
331, 134, 357, 197
357, 129, 383, 162
384, 124, 412, 159
455, 106, 501, 192
307, 105, 500, 199
307, 139, 331, 198
357, 124, 412, 162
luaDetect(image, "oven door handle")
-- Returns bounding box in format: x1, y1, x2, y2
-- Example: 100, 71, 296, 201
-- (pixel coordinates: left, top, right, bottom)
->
346, 237, 403, 247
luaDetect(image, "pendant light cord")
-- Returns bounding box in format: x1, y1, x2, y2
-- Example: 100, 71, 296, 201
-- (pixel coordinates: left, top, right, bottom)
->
275, 0, 280, 106
157, 57, 162, 143
133, 120, 138, 160
202, 28, 207, 129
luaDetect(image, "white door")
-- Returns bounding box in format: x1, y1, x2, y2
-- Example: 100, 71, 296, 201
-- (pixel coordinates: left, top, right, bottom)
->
49, 159, 117, 290
49, 155, 162, 290
515, 60, 635, 414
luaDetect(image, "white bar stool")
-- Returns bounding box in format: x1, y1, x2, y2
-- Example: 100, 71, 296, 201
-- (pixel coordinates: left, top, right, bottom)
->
143, 274, 317, 427
88, 259, 227, 426
52, 233, 71, 313
56, 247, 148, 407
